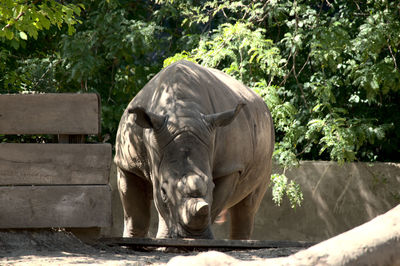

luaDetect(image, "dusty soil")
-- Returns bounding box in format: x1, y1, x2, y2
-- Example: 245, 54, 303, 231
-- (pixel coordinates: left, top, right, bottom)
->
0, 230, 303, 265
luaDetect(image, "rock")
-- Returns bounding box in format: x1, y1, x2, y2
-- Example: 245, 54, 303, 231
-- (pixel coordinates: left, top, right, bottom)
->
268, 204, 400, 266
167, 204, 400, 266
167, 251, 239, 266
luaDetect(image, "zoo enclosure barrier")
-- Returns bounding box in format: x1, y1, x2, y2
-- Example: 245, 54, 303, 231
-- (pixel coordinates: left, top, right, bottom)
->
0, 93, 112, 229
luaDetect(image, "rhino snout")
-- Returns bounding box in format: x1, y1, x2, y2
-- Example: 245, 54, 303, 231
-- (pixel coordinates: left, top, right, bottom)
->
181, 198, 210, 231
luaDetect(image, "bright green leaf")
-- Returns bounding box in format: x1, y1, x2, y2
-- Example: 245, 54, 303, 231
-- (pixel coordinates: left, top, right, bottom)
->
19, 31, 27, 40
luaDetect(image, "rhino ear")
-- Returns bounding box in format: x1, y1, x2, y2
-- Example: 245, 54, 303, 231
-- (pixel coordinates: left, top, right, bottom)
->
203, 102, 246, 128
128, 107, 166, 130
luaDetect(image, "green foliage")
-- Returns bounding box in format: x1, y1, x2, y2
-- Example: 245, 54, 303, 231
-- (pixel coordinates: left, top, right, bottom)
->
2, 0, 400, 208
0, 0, 83, 95
164, 21, 284, 82
58, 0, 171, 139
163, 51, 196, 68
0, 0, 82, 44
271, 174, 303, 209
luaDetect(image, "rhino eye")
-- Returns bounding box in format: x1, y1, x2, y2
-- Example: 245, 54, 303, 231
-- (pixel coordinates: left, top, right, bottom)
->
161, 186, 168, 203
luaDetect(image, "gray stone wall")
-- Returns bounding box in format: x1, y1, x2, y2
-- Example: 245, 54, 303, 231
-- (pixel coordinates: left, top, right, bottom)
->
104, 161, 400, 241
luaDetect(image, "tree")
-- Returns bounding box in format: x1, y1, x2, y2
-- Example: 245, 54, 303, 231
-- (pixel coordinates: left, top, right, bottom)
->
0, 0, 82, 93
0, 0, 82, 42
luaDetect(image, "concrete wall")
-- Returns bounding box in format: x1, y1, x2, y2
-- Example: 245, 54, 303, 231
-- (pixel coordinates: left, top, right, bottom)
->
103, 161, 400, 242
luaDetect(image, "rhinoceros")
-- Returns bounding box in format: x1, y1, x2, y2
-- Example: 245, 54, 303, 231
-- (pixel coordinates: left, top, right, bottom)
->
114, 60, 274, 239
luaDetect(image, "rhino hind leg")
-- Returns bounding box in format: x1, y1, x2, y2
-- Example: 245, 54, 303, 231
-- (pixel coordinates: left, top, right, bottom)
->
229, 180, 268, 240
117, 167, 152, 237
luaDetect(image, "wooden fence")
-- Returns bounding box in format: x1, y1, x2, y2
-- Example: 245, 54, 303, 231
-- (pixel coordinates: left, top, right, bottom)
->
0, 93, 112, 228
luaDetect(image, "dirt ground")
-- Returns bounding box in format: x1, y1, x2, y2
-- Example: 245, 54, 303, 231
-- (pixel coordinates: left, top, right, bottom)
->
0, 229, 303, 265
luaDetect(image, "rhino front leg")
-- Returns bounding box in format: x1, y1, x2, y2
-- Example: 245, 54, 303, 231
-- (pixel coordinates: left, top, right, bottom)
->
117, 168, 152, 237
211, 172, 240, 223
156, 212, 169, 238
229, 179, 268, 240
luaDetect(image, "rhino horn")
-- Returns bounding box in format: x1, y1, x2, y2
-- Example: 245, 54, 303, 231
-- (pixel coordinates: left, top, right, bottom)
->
203, 102, 245, 127
194, 201, 209, 217
181, 199, 210, 230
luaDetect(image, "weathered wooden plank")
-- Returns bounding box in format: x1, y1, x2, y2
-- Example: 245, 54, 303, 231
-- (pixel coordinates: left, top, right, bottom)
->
101, 237, 317, 249
0, 93, 101, 135
0, 143, 111, 185
0, 185, 112, 228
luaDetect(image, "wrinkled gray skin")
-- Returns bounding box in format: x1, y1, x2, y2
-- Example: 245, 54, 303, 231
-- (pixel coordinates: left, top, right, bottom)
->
114, 60, 274, 239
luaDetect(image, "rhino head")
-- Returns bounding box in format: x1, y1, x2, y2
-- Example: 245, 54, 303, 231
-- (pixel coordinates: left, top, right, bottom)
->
128, 103, 244, 238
